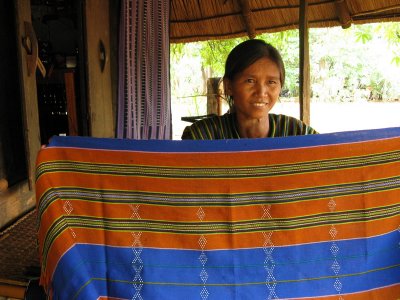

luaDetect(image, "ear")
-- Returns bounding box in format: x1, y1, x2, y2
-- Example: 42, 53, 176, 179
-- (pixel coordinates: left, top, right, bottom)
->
223, 78, 233, 96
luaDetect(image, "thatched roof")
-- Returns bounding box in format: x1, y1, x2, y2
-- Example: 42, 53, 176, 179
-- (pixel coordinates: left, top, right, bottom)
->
170, 0, 400, 43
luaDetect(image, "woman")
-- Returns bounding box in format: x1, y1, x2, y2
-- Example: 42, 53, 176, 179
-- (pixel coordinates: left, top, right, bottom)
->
181, 39, 317, 139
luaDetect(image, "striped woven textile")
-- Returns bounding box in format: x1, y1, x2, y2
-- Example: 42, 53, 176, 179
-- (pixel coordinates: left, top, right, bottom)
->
36, 128, 400, 299
117, 0, 171, 139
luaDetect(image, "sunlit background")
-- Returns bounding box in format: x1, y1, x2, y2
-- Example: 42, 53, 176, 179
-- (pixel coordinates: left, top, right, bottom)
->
171, 23, 400, 139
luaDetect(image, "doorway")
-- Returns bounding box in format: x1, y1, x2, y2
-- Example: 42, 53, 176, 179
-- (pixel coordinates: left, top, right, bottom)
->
31, 0, 88, 144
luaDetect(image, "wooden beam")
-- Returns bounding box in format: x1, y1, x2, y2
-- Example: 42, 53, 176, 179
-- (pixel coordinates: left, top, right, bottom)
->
299, 0, 311, 125
352, 4, 400, 18
335, 0, 352, 29
0, 181, 35, 230
0, 280, 27, 299
15, 0, 42, 189
237, 0, 256, 39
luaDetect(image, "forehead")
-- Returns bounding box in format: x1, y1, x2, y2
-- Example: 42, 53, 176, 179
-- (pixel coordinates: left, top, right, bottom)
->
240, 57, 280, 76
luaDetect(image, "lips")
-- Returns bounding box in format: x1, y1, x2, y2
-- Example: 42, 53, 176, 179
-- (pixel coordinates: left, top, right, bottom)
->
252, 102, 268, 107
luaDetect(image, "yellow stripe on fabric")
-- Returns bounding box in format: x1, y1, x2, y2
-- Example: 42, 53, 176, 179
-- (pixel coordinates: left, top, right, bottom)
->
35, 149, 400, 180
75, 262, 400, 292
37, 175, 400, 221
40, 204, 399, 266
45, 204, 400, 235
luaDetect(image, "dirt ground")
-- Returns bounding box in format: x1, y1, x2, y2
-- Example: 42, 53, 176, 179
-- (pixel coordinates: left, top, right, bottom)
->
172, 100, 400, 139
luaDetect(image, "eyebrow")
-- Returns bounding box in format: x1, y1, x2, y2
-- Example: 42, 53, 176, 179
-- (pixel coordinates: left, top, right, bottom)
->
241, 73, 280, 80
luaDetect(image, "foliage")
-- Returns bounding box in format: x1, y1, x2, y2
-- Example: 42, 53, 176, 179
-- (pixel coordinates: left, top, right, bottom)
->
354, 25, 373, 43
199, 39, 246, 76
259, 30, 300, 95
170, 22, 400, 104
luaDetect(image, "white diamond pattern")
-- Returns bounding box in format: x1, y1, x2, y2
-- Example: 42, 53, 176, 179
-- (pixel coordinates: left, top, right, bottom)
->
262, 204, 277, 299
331, 259, 340, 275
264, 257, 275, 273
200, 269, 209, 283
130, 204, 141, 219
63, 200, 73, 214
200, 287, 209, 300
328, 198, 343, 298
63, 200, 76, 238
197, 207, 205, 221
262, 204, 272, 219
328, 198, 336, 212
199, 235, 207, 249
198, 207, 209, 299
330, 243, 339, 256
334, 278, 343, 292
199, 253, 208, 266
130, 204, 143, 300
329, 225, 338, 238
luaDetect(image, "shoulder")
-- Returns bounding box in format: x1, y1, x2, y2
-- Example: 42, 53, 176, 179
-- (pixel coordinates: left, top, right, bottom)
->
181, 113, 236, 140
269, 114, 318, 137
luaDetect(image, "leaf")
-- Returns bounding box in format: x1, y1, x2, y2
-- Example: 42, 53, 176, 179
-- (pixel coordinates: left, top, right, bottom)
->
355, 31, 372, 44
391, 55, 400, 67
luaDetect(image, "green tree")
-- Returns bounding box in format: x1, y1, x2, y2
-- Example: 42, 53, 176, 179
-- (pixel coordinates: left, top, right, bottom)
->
170, 23, 400, 104
199, 38, 246, 77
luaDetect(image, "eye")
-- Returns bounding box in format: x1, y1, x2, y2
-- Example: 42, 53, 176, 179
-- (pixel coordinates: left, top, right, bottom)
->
268, 80, 278, 85
246, 78, 255, 83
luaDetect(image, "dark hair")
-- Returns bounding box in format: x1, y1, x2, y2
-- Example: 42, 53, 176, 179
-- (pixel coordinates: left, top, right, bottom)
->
223, 39, 285, 106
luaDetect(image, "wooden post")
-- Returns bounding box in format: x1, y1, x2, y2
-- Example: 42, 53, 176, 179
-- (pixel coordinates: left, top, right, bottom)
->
85, 0, 115, 138
15, 0, 41, 189
335, 0, 352, 29
207, 78, 222, 115
299, 0, 311, 125
64, 71, 79, 136
238, 0, 256, 39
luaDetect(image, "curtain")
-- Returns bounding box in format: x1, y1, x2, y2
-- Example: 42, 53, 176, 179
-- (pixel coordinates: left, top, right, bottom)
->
117, 0, 171, 139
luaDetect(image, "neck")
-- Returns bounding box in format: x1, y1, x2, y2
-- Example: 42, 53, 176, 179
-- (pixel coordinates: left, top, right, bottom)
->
236, 115, 270, 138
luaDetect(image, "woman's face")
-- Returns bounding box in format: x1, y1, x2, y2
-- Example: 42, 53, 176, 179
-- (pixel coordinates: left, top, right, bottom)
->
224, 57, 282, 121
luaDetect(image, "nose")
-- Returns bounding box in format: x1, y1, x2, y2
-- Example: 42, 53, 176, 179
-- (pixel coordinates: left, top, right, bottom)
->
256, 82, 269, 96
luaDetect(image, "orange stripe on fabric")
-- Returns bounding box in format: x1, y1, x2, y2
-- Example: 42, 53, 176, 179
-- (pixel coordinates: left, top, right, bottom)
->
41, 217, 400, 286
311, 283, 400, 299
42, 216, 400, 276
37, 137, 400, 167
37, 188, 400, 224
38, 203, 400, 270
35, 162, 400, 195
50, 217, 400, 251
36, 193, 400, 262
43, 217, 400, 290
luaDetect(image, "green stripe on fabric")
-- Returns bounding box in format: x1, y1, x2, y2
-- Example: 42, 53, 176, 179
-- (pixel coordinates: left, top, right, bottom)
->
40, 203, 400, 271
37, 175, 400, 220
72, 262, 400, 299
36, 149, 400, 180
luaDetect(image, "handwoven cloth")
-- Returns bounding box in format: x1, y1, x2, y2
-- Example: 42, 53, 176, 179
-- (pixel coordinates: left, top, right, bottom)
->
117, 0, 171, 139
36, 128, 400, 299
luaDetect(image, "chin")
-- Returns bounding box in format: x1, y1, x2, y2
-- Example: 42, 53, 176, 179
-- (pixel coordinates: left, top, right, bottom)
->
249, 113, 269, 120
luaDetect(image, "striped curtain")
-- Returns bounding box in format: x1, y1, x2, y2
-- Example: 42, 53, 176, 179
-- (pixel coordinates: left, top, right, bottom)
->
117, 0, 171, 139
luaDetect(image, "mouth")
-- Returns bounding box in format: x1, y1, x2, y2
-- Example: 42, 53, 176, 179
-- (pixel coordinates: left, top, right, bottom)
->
252, 102, 268, 107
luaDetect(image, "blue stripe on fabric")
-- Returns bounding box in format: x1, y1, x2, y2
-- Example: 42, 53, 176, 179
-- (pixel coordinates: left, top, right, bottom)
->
52, 231, 400, 299
47, 126, 400, 153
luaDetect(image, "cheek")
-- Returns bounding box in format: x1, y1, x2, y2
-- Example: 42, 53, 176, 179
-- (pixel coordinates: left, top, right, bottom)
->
270, 87, 281, 98
232, 85, 250, 98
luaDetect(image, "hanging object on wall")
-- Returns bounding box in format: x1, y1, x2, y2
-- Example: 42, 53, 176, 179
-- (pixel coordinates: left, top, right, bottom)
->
117, 0, 171, 139
22, 21, 46, 78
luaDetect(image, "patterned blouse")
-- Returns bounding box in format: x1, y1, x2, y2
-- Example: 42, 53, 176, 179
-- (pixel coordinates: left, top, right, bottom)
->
181, 113, 318, 140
